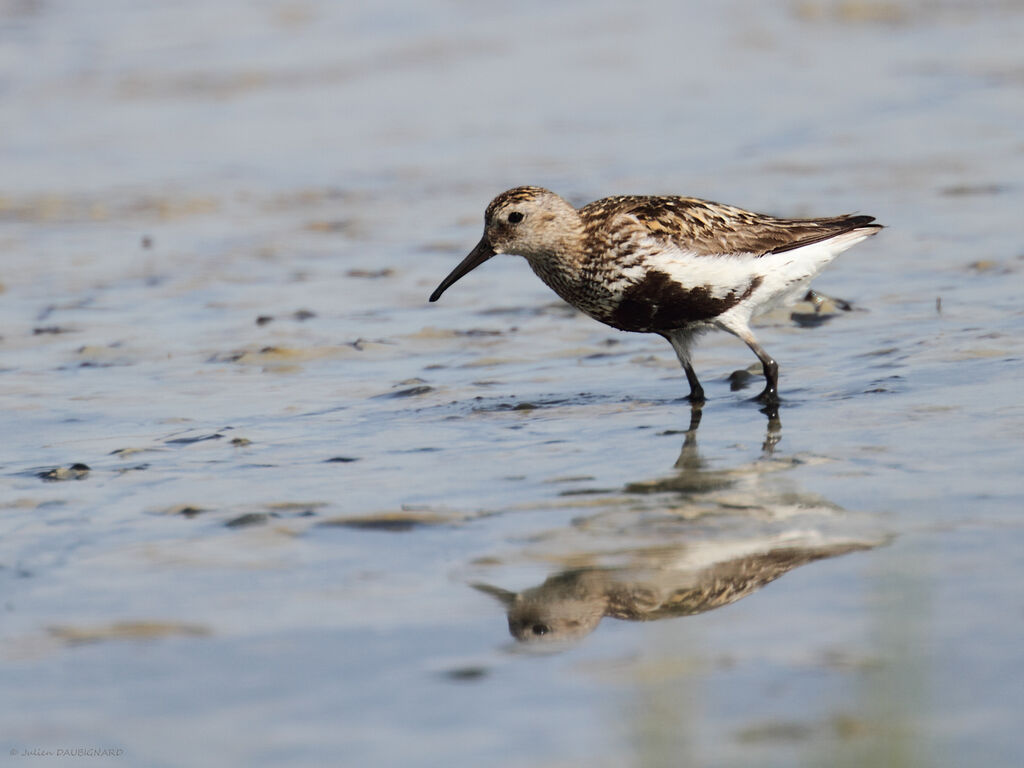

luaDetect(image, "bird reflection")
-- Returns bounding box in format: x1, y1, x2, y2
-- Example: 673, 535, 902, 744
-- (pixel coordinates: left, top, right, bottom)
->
474, 404, 883, 645
476, 539, 872, 643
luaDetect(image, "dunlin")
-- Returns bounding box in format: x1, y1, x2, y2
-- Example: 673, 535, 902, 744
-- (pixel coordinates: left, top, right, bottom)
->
430, 187, 882, 403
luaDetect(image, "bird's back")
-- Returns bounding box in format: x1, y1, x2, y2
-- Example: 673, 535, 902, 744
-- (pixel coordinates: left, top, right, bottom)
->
580, 194, 880, 259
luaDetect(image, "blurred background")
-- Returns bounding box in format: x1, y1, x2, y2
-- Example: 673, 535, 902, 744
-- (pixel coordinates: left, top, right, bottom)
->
2, 1, 1023, 766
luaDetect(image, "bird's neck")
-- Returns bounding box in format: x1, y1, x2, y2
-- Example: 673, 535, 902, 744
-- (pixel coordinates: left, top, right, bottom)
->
524, 252, 583, 305
520, 220, 587, 300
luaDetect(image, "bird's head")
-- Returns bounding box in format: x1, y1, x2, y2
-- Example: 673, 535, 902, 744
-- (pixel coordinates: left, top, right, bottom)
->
429, 186, 579, 302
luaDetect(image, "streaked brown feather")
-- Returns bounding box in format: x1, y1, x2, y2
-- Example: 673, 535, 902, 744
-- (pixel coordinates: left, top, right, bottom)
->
580, 195, 879, 257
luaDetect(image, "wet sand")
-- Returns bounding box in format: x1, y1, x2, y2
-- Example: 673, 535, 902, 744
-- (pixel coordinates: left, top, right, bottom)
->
2, 1, 1024, 766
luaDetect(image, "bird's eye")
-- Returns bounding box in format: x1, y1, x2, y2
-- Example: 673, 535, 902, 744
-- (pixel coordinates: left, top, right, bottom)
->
531, 623, 549, 636
507, 211, 524, 224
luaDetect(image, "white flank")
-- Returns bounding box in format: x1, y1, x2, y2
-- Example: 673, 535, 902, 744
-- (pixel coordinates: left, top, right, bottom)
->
636, 227, 875, 324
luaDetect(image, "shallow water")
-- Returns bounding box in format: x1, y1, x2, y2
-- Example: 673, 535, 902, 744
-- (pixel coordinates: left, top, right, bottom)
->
2, 1, 1024, 766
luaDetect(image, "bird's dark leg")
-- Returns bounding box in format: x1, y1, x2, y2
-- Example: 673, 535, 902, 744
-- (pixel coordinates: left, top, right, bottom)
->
751, 348, 778, 403
682, 361, 705, 403
735, 330, 779, 404
663, 331, 704, 403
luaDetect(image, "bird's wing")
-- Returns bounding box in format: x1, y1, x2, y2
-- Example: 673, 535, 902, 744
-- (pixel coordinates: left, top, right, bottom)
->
582, 195, 879, 258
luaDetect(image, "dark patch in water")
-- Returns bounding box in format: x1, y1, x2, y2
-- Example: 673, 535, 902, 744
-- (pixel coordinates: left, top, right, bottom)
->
728, 369, 756, 391
858, 347, 900, 358
325, 456, 359, 463
166, 433, 224, 445
116, 463, 150, 474
864, 375, 906, 394
224, 513, 269, 528
37, 463, 91, 482
377, 385, 433, 398
443, 667, 488, 682
472, 396, 582, 412
790, 312, 834, 328
321, 518, 422, 532
626, 473, 735, 495
941, 183, 1007, 197
209, 351, 243, 362
33, 326, 74, 335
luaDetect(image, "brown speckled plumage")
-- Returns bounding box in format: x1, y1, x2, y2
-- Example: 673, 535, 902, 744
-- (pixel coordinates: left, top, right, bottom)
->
431, 186, 883, 404
580, 194, 877, 257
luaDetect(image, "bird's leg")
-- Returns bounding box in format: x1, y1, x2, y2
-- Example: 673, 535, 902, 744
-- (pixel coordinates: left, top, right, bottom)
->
736, 330, 779, 404
663, 331, 704, 403
682, 361, 705, 403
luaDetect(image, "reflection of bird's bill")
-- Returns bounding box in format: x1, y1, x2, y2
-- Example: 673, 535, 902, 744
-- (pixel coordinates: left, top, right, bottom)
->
471, 582, 515, 607
429, 238, 495, 302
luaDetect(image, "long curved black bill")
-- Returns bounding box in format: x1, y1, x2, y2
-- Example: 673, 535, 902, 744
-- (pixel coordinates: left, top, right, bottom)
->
429, 238, 496, 302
